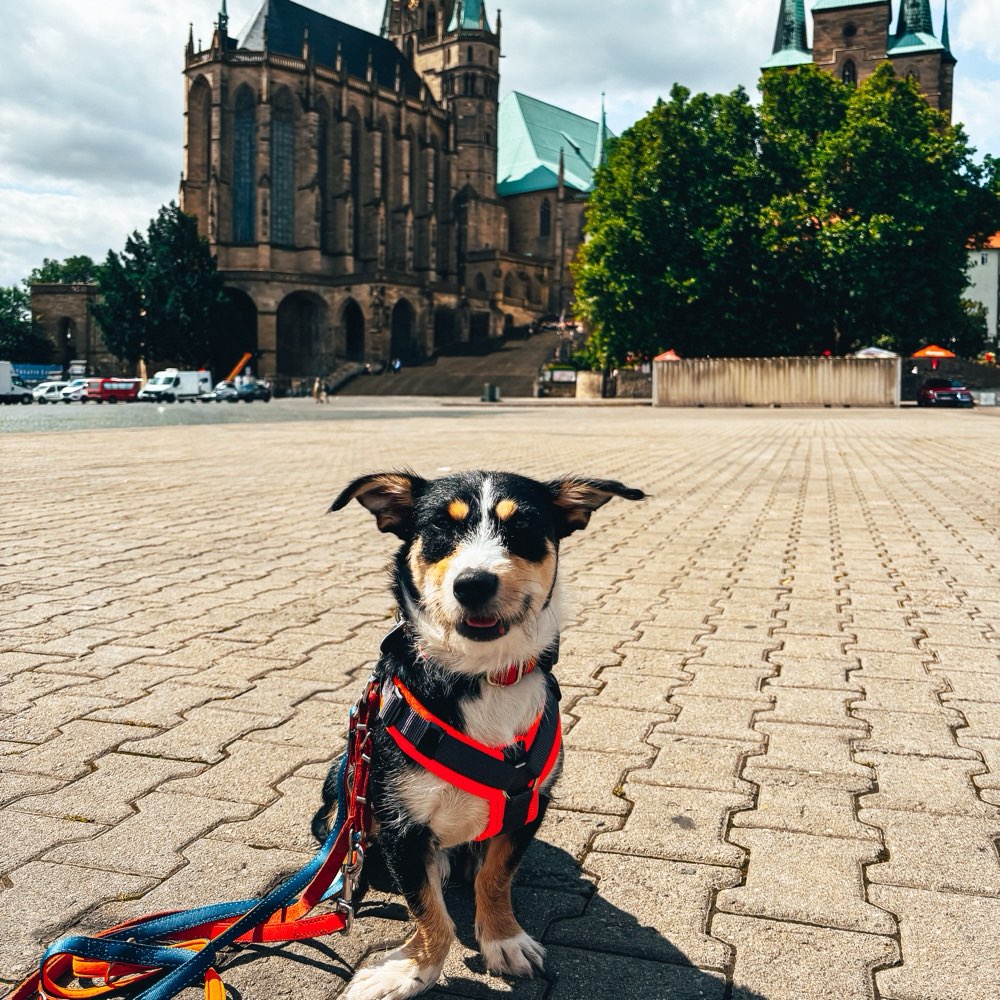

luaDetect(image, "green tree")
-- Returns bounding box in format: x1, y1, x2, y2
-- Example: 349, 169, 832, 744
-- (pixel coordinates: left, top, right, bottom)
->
574, 85, 763, 370
28, 255, 100, 284
93, 203, 225, 367
574, 63, 1000, 364
0, 285, 52, 362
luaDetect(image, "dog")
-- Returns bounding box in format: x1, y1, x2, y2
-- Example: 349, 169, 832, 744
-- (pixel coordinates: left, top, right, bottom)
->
314, 470, 645, 1000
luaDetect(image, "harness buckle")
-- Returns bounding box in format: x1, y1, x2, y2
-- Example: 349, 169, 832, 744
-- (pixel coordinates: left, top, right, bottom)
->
503, 743, 527, 768
415, 725, 443, 758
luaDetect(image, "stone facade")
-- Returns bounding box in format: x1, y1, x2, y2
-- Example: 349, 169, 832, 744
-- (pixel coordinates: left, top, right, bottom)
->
178, 0, 569, 382
29, 284, 119, 375
769, 1, 955, 121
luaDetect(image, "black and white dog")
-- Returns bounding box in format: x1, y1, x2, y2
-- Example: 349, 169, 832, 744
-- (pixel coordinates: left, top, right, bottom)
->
315, 470, 645, 1000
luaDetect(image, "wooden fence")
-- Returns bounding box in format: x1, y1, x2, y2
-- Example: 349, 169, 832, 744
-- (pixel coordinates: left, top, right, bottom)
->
653, 357, 900, 407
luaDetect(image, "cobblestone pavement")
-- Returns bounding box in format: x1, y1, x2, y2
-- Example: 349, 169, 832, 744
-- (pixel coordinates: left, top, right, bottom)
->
2, 404, 999, 1000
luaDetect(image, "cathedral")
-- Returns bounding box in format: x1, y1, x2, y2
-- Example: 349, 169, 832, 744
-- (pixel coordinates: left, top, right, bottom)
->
178, 0, 608, 382
766, 0, 956, 119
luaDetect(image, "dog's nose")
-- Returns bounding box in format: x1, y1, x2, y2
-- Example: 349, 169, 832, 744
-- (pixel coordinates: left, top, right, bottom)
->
453, 570, 499, 608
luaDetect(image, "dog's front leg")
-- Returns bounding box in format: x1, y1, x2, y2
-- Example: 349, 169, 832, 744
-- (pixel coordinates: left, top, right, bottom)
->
345, 826, 454, 1000
474, 832, 546, 977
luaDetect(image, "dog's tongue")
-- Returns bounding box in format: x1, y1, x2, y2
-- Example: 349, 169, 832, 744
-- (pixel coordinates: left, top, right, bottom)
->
465, 615, 499, 629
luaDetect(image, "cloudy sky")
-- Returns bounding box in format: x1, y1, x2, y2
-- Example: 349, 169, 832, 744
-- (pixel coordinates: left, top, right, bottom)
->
1, 0, 997, 287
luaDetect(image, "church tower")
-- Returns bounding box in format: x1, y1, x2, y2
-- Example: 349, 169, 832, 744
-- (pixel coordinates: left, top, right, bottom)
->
766, 1, 955, 121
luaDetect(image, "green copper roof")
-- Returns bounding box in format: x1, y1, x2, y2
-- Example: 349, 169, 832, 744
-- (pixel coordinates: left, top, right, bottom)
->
896, 0, 933, 35
888, 30, 944, 54
497, 92, 612, 197
447, 1, 491, 32
773, 0, 808, 54
763, 48, 814, 69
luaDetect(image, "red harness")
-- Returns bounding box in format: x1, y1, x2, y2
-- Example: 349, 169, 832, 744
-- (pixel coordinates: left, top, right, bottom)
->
379, 673, 562, 841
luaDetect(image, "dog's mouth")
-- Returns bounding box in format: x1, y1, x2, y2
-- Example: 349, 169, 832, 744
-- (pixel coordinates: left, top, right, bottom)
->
457, 615, 508, 642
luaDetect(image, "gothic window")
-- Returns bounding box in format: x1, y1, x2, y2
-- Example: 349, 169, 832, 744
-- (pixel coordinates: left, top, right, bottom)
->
425, 4, 437, 37
271, 91, 295, 245
467, 46, 474, 63
463, 74, 475, 96
232, 86, 255, 244
475, 273, 487, 293
540, 198, 551, 238
483, 78, 495, 98
425, 146, 436, 210
373, 126, 385, 200
842, 60, 857, 87
188, 77, 211, 185
503, 275, 513, 298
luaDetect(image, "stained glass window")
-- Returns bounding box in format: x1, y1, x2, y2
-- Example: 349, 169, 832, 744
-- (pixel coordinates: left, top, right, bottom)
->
233, 88, 255, 243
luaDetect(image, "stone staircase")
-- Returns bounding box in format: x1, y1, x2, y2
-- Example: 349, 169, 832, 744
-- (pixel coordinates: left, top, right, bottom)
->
335, 332, 562, 398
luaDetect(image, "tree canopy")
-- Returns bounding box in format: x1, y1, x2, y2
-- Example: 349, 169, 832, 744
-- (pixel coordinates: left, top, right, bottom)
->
28, 255, 100, 285
91, 203, 225, 367
574, 64, 1000, 367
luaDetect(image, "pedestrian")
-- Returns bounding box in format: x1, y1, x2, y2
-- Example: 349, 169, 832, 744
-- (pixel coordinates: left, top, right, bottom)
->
392, 357, 402, 374
313, 376, 324, 403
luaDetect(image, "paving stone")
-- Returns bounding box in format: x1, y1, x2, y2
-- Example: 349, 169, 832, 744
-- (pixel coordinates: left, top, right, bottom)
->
0, 719, 160, 779
0, 670, 92, 714
713, 914, 899, 1000
870, 885, 1000, 1000
563, 705, 672, 752
847, 651, 935, 680
0, 771, 63, 808
716, 829, 896, 934
542, 944, 727, 999
594, 784, 751, 867
939, 672, 1000, 703
14, 753, 202, 825
85, 678, 252, 727
1, 861, 157, 979
118, 705, 286, 763
614, 646, 691, 678
0, 693, 122, 743
634, 731, 757, 794
855, 751, 996, 816
546, 852, 740, 969
676, 663, 776, 699
852, 709, 981, 760
659, 693, 771, 743
853, 677, 949, 715
574, 667, 683, 710
549, 747, 652, 815
758, 685, 867, 730
765, 657, 864, 690
43, 791, 257, 877
0, 809, 107, 876
860, 808, 1000, 894
685, 637, 779, 666
208, 775, 322, 855
734, 768, 878, 841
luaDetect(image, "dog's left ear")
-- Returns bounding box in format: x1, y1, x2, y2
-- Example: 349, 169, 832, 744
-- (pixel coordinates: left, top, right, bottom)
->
330, 471, 426, 539
547, 477, 646, 538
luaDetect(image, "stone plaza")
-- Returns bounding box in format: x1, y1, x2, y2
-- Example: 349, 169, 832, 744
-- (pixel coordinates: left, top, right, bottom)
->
1, 401, 998, 999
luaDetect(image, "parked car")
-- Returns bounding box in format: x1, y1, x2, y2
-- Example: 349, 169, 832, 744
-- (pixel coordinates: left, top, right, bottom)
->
916, 377, 974, 407
236, 380, 271, 402
32, 380, 68, 404
60, 378, 97, 402
200, 380, 240, 402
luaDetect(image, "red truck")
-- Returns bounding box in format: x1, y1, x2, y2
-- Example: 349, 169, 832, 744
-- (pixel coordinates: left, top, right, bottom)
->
85, 378, 142, 403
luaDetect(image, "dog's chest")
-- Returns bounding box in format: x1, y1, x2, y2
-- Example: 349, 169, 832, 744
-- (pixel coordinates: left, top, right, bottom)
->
390, 676, 549, 847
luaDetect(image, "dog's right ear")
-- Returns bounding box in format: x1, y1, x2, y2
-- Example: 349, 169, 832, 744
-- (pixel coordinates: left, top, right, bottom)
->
330, 472, 425, 539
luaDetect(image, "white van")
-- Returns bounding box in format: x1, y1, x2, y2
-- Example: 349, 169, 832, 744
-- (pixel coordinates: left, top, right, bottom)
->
138, 369, 213, 402
32, 380, 69, 404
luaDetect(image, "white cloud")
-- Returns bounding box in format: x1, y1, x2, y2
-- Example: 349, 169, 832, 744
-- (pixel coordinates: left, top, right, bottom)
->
1, 0, 997, 287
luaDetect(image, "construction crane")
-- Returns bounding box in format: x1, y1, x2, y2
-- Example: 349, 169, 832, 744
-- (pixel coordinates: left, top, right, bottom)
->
224, 352, 254, 383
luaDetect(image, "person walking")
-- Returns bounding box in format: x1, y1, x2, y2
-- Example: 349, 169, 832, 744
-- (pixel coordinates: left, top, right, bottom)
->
312, 377, 325, 403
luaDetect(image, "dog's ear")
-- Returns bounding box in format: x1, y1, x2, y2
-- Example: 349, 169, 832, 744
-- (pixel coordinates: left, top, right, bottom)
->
547, 477, 646, 538
330, 472, 426, 538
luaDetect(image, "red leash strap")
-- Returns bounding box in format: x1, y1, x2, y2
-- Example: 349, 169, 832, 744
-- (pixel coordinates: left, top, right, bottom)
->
10, 679, 381, 1000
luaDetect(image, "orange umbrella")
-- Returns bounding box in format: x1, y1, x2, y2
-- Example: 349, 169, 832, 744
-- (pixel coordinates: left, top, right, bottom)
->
911, 344, 956, 358
654, 349, 681, 361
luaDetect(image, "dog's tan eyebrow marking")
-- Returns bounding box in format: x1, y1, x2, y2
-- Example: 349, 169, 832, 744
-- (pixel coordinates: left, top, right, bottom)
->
495, 498, 518, 521
448, 499, 470, 521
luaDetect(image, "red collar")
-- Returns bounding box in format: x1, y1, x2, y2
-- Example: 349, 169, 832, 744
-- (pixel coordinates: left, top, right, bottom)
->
487, 658, 537, 687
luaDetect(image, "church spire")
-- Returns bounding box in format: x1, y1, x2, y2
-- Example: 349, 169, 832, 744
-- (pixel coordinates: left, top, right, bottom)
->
771, 0, 807, 56
218, 0, 229, 37
592, 93, 607, 171
941, 0, 952, 51
896, 0, 934, 38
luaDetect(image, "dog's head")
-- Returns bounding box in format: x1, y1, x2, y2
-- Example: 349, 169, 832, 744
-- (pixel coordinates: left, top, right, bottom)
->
331, 470, 645, 675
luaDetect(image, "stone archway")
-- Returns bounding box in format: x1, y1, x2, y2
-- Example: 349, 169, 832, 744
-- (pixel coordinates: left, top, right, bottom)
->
276, 291, 332, 377
389, 299, 417, 363
343, 299, 365, 361
213, 288, 258, 379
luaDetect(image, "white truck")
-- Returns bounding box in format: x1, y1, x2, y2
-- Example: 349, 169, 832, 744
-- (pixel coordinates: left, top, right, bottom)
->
137, 368, 212, 403
0, 361, 34, 404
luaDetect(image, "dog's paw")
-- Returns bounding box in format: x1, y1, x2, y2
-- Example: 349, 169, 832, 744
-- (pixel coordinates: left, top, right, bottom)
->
480, 932, 546, 978
343, 950, 443, 1000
